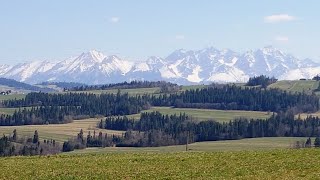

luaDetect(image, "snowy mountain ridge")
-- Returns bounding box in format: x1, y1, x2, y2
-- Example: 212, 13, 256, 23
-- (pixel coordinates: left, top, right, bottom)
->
0, 47, 319, 85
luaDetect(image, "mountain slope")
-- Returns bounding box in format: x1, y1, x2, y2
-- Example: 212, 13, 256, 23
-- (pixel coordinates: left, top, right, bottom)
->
0, 47, 319, 84
0, 78, 54, 92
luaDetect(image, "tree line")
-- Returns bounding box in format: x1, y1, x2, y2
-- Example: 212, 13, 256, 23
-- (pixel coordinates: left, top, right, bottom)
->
151, 85, 318, 113
0, 130, 60, 156
66, 80, 179, 92
246, 75, 278, 88
0, 91, 149, 126
95, 111, 320, 147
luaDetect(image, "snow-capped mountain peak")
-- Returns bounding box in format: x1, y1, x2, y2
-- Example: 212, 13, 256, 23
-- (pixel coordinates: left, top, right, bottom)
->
0, 47, 319, 85
77, 50, 106, 63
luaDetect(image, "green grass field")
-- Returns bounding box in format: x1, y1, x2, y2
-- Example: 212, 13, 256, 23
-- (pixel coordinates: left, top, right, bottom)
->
268, 80, 319, 94
68, 137, 309, 154
1, 148, 320, 179
0, 107, 19, 115
0, 94, 26, 101
0, 118, 124, 142
127, 107, 272, 122
0, 107, 33, 115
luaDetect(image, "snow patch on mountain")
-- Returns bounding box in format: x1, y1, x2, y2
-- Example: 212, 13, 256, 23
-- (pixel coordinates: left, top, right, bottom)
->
187, 65, 203, 83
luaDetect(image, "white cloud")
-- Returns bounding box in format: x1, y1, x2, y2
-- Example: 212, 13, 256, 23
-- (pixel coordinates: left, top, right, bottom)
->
264, 14, 296, 23
175, 34, 185, 40
275, 36, 289, 42
109, 17, 120, 23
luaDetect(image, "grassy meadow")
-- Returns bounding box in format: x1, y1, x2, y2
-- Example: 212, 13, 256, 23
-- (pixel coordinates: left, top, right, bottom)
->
0, 93, 26, 101
297, 111, 320, 119
1, 148, 320, 179
68, 137, 308, 154
268, 80, 319, 93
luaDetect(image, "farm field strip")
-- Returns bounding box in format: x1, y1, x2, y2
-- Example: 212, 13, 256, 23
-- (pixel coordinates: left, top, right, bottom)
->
68, 137, 310, 154
297, 111, 320, 119
0, 118, 124, 142
0, 93, 26, 101
126, 107, 272, 122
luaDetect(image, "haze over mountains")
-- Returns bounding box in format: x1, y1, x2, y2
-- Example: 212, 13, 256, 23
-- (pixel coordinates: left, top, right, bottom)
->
0, 47, 319, 85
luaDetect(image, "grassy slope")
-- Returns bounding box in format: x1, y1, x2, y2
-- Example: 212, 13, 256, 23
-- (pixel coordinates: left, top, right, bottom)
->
1, 149, 320, 179
68, 137, 309, 154
268, 80, 319, 94
127, 107, 272, 123
0, 118, 124, 142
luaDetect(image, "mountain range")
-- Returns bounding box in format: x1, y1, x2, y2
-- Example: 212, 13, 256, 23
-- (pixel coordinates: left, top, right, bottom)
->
0, 47, 319, 85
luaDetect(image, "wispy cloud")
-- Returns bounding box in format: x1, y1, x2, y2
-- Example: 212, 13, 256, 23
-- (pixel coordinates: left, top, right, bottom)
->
175, 34, 185, 40
275, 36, 289, 42
109, 17, 120, 23
264, 14, 296, 23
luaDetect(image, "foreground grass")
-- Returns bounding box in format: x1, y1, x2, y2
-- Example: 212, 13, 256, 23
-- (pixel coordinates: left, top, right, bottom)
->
68, 137, 308, 154
1, 149, 320, 179
0, 118, 124, 142
127, 107, 272, 122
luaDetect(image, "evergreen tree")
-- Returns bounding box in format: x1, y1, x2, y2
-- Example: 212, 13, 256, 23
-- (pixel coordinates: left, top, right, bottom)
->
12, 129, 17, 141
305, 137, 312, 148
33, 130, 39, 144
315, 137, 320, 147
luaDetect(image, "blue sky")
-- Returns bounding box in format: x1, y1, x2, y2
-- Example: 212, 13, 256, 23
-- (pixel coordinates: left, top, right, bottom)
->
0, 0, 319, 64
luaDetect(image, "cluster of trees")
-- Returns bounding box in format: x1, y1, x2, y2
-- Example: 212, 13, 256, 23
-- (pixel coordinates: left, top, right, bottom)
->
246, 75, 278, 88
0, 91, 149, 126
151, 85, 318, 113
159, 83, 181, 93
293, 137, 320, 149
62, 129, 121, 152
67, 80, 179, 91
0, 130, 60, 156
312, 75, 320, 81
97, 111, 320, 148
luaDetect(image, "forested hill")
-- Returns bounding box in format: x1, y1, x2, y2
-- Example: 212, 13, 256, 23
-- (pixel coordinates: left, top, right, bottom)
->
152, 85, 319, 113
68, 81, 180, 91
0, 84, 319, 126
0, 78, 54, 92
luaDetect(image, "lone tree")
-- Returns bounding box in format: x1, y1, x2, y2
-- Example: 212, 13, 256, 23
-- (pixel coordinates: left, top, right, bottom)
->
314, 137, 320, 147
12, 129, 17, 141
33, 130, 39, 144
305, 137, 312, 148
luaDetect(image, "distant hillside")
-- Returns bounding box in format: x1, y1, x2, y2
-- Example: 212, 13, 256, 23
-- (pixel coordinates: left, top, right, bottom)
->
37, 81, 86, 89
0, 78, 54, 92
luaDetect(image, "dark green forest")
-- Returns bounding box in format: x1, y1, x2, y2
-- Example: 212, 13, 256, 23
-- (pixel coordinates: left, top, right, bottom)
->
0, 84, 318, 126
